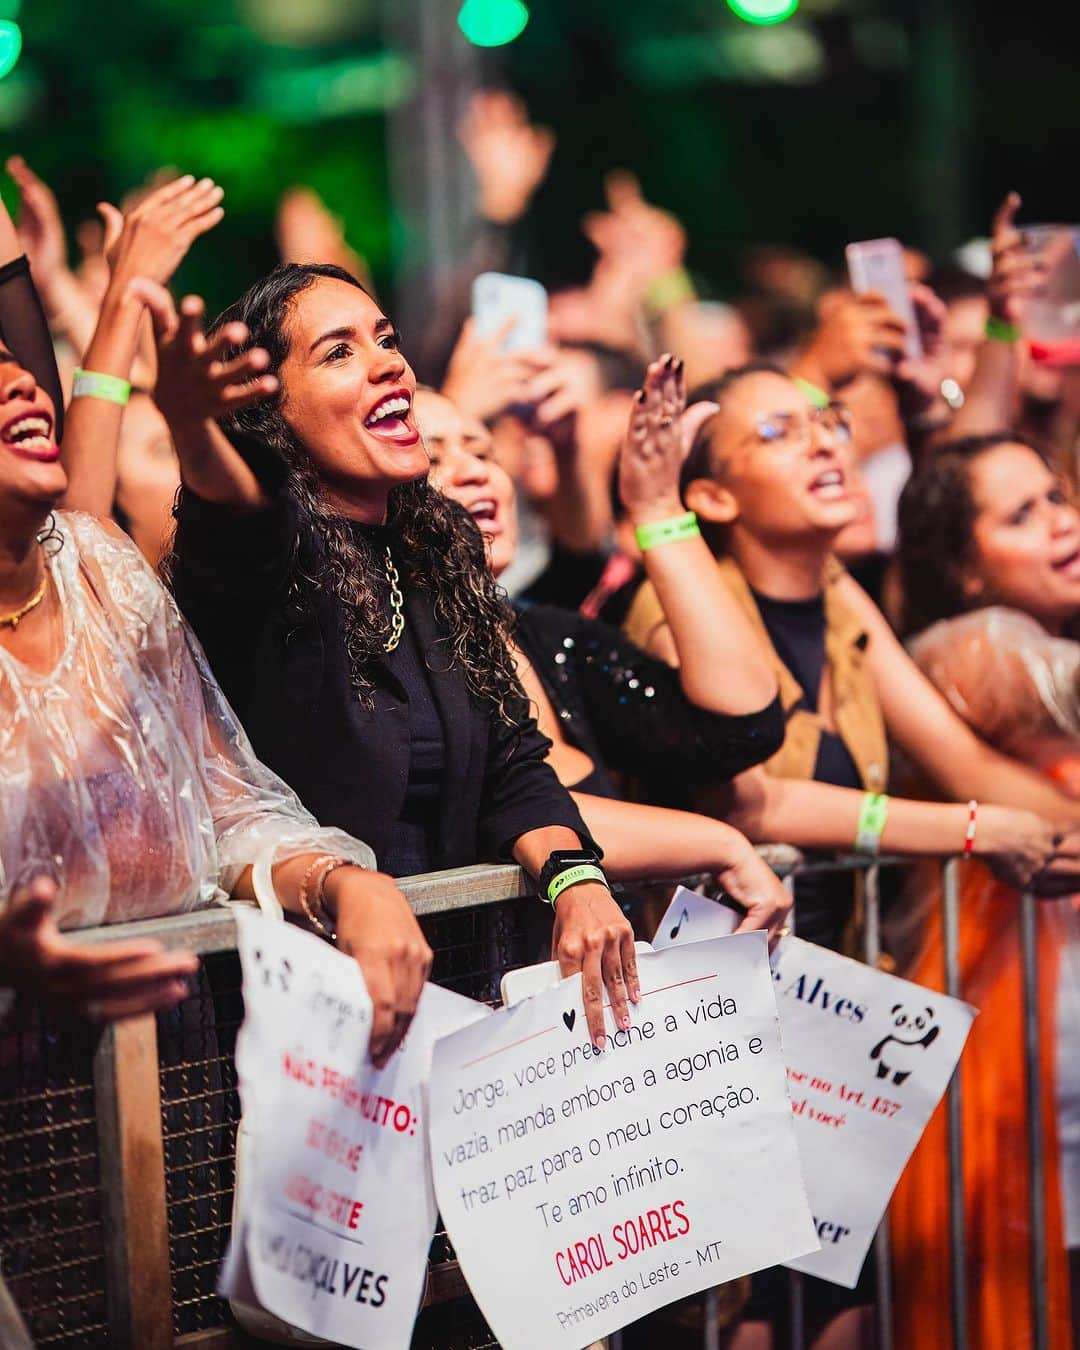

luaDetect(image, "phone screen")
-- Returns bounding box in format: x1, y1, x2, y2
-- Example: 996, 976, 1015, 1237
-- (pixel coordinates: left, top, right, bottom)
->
472, 272, 548, 353
845, 238, 922, 363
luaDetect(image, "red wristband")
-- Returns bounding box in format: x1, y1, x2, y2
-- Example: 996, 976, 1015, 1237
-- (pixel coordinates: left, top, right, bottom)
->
962, 800, 978, 856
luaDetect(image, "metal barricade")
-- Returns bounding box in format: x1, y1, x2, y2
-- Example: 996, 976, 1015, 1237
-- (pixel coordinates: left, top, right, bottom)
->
0, 853, 1055, 1349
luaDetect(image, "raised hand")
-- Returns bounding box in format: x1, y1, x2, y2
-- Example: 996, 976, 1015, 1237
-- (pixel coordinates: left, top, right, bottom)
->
894, 282, 949, 402
441, 316, 543, 423
987, 191, 1049, 328
458, 90, 555, 225
525, 345, 604, 438
4, 156, 69, 293
583, 171, 687, 301
275, 186, 373, 288
102, 174, 225, 289
618, 354, 687, 525
795, 289, 911, 390
132, 282, 277, 429
0, 876, 197, 1022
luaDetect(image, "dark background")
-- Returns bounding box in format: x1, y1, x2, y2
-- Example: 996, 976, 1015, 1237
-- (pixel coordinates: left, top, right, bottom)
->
1, 0, 1076, 314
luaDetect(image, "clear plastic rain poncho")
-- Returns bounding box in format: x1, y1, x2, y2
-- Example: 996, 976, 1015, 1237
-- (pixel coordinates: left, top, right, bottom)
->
909, 604, 1080, 1251
0, 512, 373, 929
910, 606, 1080, 755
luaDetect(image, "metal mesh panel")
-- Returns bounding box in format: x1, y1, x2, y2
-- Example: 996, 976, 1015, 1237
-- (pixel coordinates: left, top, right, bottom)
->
157, 949, 244, 1337
422, 897, 537, 1004
0, 1000, 109, 1348
149, 901, 533, 1340
412, 1295, 500, 1348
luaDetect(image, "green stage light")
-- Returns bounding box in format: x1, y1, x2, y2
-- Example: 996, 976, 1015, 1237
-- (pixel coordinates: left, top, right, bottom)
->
726, 0, 799, 25
0, 20, 22, 79
457, 0, 530, 47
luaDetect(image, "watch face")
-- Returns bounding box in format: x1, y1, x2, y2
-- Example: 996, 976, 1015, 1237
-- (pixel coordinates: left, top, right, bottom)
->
540, 850, 601, 893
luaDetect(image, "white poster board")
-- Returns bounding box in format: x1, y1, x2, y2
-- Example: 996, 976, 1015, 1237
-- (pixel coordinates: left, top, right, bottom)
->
653, 891, 977, 1287
429, 934, 818, 1350
220, 909, 488, 1349
651, 885, 738, 951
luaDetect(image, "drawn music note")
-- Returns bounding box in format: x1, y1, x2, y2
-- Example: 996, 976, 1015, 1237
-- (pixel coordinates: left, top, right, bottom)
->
669, 907, 690, 941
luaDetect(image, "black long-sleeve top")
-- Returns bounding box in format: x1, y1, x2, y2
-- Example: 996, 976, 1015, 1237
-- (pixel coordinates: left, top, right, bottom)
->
513, 604, 785, 802
0, 256, 65, 442
169, 453, 592, 874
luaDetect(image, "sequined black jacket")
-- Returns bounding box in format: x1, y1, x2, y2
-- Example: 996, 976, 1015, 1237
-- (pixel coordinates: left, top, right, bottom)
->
513, 604, 785, 802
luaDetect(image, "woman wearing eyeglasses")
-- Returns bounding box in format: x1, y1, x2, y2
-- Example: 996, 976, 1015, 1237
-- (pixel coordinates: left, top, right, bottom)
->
618, 362, 1080, 1345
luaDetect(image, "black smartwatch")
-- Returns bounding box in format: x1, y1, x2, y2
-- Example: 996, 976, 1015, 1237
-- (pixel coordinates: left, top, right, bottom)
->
538, 849, 608, 907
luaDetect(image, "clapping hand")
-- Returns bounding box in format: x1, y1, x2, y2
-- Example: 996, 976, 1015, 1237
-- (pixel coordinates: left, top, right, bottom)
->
130, 283, 277, 430
100, 174, 225, 290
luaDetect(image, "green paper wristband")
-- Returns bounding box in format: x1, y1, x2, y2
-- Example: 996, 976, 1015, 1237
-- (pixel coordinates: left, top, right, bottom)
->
984, 316, 1023, 345
547, 863, 609, 907
855, 792, 889, 855
643, 266, 696, 318
635, 511, 700, 553
792, 376, 830, 409
72, 368, 132, 407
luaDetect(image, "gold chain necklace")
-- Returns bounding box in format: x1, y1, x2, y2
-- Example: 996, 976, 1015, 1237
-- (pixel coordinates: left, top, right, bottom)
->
383, 546, 404, 652
0, 571, 48, 630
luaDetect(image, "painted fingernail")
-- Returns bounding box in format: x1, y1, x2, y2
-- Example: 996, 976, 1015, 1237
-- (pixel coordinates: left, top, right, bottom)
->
619, 1014, 631, 1031
595, 1034, 607, 1052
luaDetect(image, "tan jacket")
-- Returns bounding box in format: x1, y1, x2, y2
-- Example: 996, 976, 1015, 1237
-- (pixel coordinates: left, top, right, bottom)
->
623, 556, 888, 792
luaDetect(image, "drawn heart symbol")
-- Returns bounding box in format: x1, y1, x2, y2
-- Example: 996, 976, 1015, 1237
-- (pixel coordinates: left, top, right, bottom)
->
562, 1009, 576, 1032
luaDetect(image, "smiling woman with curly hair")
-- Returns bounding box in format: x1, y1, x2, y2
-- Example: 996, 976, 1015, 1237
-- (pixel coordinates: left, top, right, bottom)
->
146, 261, 636, 1050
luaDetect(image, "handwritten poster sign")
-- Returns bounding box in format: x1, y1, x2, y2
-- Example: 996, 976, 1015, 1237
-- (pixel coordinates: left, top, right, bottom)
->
429, 935, 818, 1350
652, 893, 977, 1287
221, 909, 488, 1349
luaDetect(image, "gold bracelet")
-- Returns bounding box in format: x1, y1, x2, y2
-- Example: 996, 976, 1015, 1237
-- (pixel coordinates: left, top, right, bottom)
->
315, 858, 358, 936
298, 854, 341, 940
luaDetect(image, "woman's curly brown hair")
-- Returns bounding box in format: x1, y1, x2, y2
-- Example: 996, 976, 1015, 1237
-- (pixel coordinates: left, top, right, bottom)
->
165, 263, 523, 720
897, 433, 1047, 638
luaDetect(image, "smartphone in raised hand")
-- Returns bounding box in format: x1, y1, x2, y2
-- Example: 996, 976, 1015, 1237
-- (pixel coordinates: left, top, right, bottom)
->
472, 272, 548, 353
846, 237, 922, 362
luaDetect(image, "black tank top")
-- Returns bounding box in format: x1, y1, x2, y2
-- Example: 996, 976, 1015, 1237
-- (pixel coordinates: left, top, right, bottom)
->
752, 588, 859, 950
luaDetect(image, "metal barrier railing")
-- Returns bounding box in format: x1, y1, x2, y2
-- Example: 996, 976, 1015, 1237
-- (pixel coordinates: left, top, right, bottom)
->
0, 853, 1053, 1349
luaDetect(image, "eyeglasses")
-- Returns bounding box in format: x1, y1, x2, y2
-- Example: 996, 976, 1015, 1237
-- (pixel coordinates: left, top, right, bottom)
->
746, 402, 853, 453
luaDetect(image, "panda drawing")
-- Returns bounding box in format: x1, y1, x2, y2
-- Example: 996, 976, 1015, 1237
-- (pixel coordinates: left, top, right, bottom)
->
869, 1004, 940, 1085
